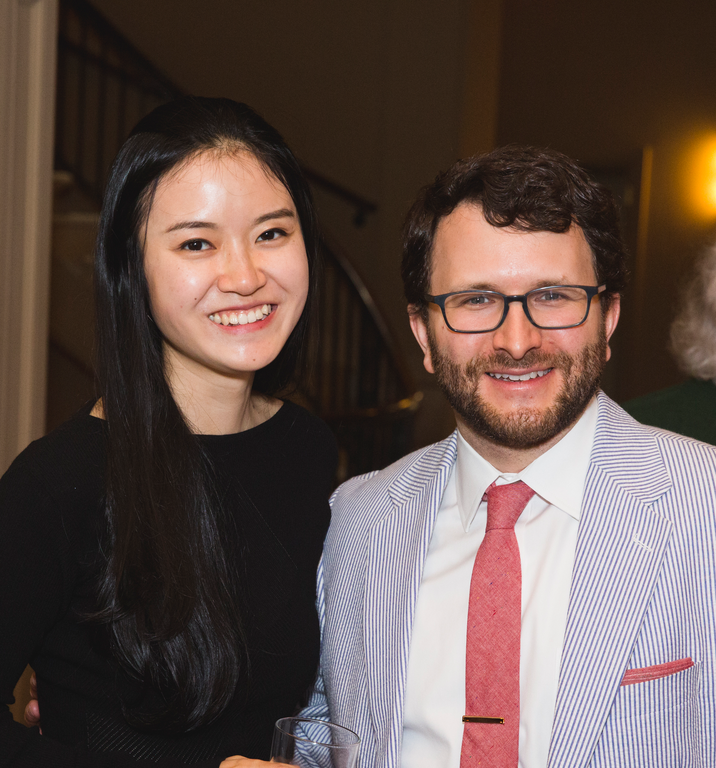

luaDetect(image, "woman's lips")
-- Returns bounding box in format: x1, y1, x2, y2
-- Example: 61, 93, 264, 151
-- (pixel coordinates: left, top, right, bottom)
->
209, 304, 272, 326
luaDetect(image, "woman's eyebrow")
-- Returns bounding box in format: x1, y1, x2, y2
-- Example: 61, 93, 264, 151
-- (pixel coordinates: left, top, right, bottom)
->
164, 209, 295, 234
165, 220, 218, 233
253, 208, 296, 226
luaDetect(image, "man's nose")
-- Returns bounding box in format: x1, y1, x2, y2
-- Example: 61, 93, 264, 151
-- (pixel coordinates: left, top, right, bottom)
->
490, 300, 542, 359
216, 249, 267, 295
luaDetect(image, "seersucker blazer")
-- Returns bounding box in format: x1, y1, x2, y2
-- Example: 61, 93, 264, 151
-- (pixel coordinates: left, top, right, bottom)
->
302, 392, 716, 767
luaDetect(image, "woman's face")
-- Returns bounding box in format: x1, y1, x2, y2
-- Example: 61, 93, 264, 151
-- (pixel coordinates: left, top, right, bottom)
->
142, 151, 309, 385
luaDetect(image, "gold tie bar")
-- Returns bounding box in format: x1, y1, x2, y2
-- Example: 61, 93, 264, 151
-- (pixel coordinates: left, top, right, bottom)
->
462, 716, 504, 724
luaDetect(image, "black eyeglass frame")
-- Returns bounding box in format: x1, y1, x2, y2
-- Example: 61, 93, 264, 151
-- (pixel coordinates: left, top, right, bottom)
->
425, 284, 607, 334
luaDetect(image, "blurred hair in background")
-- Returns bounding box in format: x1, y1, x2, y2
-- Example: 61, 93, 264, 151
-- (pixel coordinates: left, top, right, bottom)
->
623, 233, 716, 444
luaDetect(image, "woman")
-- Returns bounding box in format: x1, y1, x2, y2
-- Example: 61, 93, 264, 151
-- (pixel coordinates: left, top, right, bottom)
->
0, 97, 336, 766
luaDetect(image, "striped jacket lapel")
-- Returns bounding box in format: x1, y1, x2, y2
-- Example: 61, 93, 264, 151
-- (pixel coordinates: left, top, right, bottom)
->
364, 434, 457, 768
548, 394, 674, 767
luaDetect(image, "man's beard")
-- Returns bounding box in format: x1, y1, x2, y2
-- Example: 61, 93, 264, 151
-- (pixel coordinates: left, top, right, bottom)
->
429, 325, 608, 450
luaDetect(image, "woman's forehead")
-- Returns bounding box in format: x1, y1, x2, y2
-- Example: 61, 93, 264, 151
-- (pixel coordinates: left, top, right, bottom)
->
148, 151, 294, 225
160, 149, 275, 191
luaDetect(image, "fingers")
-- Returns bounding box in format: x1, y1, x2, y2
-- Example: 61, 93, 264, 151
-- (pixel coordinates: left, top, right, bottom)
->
24, 698, 41, 731
25, 674, 42, 733
24, 699, 39, 725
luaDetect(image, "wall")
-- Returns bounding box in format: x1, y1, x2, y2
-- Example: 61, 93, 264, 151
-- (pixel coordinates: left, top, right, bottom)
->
496, 0, 716, 400
1, 0, 58, 720
0, 0, 57, 474
57, 0, 716, 432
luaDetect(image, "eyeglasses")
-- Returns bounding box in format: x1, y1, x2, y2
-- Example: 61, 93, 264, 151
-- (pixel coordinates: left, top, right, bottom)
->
426, 285, 607, 334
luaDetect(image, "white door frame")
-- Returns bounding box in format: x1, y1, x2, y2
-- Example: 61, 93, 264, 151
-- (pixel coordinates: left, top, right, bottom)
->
0, 0, 58, 473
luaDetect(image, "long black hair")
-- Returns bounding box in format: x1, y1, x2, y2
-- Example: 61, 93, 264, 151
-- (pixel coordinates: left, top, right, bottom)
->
93, 97, 320, 731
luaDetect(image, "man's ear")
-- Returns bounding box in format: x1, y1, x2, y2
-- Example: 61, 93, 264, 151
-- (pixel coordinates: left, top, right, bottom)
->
408, 307, 435, 374
603, 294, 620, 362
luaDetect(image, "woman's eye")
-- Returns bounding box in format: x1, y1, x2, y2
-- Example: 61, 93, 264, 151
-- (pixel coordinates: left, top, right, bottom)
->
180, 238, 211, 251
257, 228, 286, 243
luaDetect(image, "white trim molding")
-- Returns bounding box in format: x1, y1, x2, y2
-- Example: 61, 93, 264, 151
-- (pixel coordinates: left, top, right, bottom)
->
0, 0, 58, 473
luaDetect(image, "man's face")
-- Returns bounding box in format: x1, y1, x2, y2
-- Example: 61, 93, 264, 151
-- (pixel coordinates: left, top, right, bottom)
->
409, 203, 620, 451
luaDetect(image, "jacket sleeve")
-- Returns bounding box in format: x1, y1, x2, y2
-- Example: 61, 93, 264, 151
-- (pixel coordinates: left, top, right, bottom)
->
299, 556, 331, 724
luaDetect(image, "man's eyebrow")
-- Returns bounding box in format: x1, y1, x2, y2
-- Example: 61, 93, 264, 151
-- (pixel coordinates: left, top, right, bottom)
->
165, 220, 218, 234
253, 208, 296, 226
460, 279, 572, 293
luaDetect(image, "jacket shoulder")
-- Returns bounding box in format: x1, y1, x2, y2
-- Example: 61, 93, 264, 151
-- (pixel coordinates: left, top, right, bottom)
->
595, 392, 716, 503
601, 392, 716, 459
331, 434, 457, 513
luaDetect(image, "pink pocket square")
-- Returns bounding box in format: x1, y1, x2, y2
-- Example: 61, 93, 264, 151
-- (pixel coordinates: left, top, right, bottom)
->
620, 657, 694, 686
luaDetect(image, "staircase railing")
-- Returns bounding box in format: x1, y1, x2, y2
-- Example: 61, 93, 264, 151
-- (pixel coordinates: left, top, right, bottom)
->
53, 0, 420, 478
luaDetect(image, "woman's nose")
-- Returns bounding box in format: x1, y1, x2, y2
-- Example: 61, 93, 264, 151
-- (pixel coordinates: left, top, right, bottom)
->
216, 250, 267, 295
490, 300, 542, 359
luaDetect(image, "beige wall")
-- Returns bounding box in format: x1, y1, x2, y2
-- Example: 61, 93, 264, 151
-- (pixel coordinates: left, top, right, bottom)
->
0, 0, 57, 474
496, 0, 716, 400
0, 0, 57, 720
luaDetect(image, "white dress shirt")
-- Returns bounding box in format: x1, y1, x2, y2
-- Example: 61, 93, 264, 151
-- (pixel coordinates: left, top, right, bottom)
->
401, 397, 599, 768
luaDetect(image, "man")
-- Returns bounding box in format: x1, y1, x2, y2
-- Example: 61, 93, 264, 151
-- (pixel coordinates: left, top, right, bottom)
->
302, 146, 716, 767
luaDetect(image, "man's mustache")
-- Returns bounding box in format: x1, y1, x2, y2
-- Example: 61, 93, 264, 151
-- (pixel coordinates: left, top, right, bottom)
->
464, 350, 572, 375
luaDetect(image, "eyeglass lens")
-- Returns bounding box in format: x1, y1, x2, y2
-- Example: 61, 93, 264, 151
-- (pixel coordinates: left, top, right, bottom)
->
443, 287, 592, 332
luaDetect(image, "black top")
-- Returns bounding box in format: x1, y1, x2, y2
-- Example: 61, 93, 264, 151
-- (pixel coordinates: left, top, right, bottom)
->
0, 401, 336, 767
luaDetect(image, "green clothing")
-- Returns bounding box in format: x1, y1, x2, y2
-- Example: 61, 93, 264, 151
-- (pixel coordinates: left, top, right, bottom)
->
621, 378, 716, 446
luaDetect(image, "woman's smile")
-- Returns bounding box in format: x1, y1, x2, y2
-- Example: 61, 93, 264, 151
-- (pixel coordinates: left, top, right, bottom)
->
209, 303, 273, 326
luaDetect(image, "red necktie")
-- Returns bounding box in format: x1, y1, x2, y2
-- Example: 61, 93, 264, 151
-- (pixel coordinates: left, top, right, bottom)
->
461, 480, 535, 767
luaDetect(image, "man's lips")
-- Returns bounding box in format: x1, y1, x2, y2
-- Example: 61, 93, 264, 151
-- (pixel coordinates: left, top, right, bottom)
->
486, 368, 553, 382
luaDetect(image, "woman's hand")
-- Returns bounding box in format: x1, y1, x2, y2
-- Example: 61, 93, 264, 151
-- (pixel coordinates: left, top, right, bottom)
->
24, 673, 42, 733
220, 759, 291, 768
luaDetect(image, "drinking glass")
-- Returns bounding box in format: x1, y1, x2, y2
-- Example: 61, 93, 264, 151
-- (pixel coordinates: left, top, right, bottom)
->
270, 717, 360, 767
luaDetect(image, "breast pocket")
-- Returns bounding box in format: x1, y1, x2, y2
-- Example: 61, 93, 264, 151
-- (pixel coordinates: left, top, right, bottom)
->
590, 662, 702, 768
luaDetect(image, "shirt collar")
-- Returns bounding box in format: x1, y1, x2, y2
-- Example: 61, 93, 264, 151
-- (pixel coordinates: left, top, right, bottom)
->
455, 396, 599, 532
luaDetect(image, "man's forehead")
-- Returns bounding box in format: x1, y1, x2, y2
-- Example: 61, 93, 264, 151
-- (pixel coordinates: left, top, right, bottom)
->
436, 201, 580, 240
430, 205, 597, 286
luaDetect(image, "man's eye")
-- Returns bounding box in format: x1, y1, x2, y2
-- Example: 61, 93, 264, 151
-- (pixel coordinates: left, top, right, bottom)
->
535, 290, 568, 302
459, 293, 494, 307
180, 239, 211, 251
257, 228, 286, 243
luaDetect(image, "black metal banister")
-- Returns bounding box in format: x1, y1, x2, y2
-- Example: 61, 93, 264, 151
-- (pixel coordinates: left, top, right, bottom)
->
59, 0, 179, 97
56, 0, 378, 227
302, 168, 378, 227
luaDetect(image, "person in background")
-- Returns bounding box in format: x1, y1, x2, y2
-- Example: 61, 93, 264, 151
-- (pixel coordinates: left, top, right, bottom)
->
622, 236, 716, 443
0, 96, 335, 767
300, 146, 716, 767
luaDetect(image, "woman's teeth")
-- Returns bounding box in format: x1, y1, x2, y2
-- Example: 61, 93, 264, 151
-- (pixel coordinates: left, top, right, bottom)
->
488, 369, 551, 381
209, 304, 272, 326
